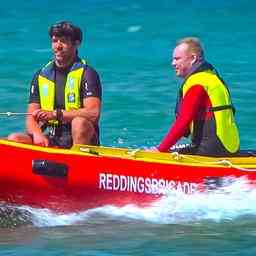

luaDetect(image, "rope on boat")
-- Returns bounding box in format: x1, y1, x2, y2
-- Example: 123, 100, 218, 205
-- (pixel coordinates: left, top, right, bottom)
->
124, 149, 254, 171
170, 152, 256, 172
127, 149, 141, 156
0, 112, 31, 116
79, 147, 99, 155
79, 146, 256, 172
217, 159, 256, 172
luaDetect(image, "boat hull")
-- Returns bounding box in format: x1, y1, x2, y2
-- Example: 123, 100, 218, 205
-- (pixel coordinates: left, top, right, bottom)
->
0, 140, 256, 213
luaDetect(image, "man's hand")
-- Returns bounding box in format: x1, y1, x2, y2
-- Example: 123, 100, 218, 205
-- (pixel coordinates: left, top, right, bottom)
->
32, 109, 55, 122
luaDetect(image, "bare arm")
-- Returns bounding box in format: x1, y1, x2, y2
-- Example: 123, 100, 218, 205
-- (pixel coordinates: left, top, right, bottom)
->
26, 103, 50, 146
61, 97, 101, 125
26, 103, 42, 134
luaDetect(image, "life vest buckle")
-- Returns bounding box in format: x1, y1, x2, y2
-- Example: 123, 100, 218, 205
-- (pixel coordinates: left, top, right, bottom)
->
48, 125, 56, 137
48, 123, 62, 137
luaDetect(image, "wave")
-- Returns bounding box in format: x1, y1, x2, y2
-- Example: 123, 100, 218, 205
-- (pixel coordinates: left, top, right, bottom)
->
1, 176, 256, 228
127, 25, 142, 33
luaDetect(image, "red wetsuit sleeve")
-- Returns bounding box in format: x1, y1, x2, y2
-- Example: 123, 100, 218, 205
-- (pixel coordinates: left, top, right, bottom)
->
158, 85, 208, 152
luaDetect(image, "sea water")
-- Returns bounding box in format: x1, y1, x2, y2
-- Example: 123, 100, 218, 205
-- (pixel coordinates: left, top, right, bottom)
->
0, 0, 256, 255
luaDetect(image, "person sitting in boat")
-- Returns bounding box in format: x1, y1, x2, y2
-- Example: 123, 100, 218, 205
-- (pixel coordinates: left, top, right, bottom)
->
154, 37, 240, 156
8, 21, 102, 148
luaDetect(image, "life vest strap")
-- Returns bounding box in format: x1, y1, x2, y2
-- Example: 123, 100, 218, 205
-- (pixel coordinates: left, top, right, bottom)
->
208, 105, 235, 114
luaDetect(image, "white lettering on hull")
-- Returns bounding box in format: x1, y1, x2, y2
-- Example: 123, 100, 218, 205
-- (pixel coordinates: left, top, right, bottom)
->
99, 173, 198, 195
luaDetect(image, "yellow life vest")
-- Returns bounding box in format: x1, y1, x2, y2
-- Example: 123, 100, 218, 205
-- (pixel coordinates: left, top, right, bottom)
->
182, 69, 240, 153
38, 59, 86, 112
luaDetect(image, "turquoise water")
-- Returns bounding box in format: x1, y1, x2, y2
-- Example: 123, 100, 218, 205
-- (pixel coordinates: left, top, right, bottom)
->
1, 0, 256, 254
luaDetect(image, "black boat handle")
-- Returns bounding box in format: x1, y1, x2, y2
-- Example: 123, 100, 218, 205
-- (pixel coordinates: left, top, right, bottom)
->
32, 159, 68, 178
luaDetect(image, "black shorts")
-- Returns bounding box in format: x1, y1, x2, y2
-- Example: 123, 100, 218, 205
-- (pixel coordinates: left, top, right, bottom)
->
29, 124, 99, 149
46, 124, 73, 148
46, 124, 100, 149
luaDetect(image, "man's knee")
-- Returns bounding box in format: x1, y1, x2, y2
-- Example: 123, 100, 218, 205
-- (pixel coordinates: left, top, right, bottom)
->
72, 117, 94, 132
72, 117, 95, 137
71, 117, 97, 144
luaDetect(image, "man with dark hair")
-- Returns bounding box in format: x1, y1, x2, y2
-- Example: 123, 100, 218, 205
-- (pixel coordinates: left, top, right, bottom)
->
8, 21, 102, 148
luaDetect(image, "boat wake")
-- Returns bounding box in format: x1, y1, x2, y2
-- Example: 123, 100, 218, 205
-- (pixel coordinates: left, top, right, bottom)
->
1, 176, 256, 228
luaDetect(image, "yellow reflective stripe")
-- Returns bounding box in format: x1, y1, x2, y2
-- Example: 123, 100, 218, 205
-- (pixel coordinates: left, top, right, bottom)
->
214, 107, 239, 153
38, 75, 59, 125
64, 67, 84, 111
38, 75, 55, 111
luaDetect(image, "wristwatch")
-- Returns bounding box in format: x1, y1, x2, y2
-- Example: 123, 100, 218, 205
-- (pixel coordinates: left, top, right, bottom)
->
53, 109, 63, 122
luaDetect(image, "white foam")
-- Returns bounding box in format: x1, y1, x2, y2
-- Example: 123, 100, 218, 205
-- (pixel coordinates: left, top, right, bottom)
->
14, 176, 256, 227
127, 25, 142, 33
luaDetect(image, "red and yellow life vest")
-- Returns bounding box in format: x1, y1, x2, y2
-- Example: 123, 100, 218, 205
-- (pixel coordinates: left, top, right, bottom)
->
181, 69, 240, 153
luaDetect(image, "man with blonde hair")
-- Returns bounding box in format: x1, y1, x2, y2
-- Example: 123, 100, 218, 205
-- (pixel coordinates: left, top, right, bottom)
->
155, 37, 240, 156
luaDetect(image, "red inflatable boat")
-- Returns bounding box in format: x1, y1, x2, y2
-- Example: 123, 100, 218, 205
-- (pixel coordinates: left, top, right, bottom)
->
0, 139, 256, 213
